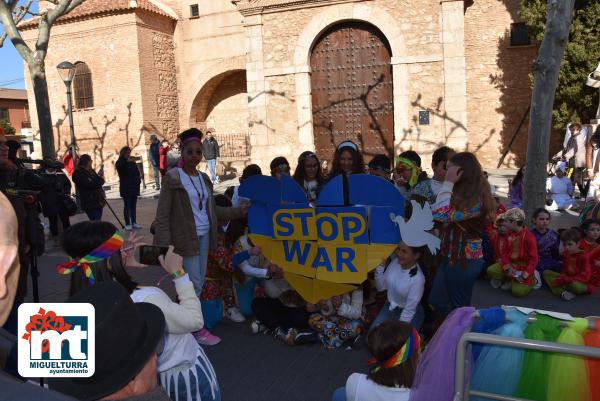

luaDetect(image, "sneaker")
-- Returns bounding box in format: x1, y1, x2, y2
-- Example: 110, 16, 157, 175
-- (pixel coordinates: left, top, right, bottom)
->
490, 278, 502, 289
533, 270, 542, 290
132, 223, 142, 229
250, 320, 267, 334
501, 282, 512, 291
193, 328, 221, 346
561, 290, 576, 301
226, 307, 245, 323
285, 328, 298, 346
274, 327, 287, 342
125, 225, 133, 231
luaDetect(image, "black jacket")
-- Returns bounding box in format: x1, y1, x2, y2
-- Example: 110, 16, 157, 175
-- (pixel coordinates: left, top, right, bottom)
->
202, 137, 220, 160
39, 171, 72, 216
73, 167, 105, 211
115, 157, 141, 198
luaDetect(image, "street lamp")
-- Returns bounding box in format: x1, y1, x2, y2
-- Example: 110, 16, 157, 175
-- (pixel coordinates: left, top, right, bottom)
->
57, 61, 77, 162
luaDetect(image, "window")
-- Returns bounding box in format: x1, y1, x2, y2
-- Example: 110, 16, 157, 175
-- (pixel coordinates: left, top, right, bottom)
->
510, 23, 531, 46
190, 4, 199, 18
73, 62, 94, 109
0, 108, 8, 121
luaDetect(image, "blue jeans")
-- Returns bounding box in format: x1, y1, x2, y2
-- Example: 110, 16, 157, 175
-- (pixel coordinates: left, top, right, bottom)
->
428, 257, 485, 317
151, 163, 160, 189
332, 387, 346, 401
370, 301, 425, 332
85, 208, 103, 221
122, 195, 138, 226
183, 234, 210, 295
207, 159, 217, 183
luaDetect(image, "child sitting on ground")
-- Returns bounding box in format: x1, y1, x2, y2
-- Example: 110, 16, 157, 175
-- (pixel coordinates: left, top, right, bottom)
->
544, 228, 594, 300
306, 288, 365, 349
373, 241, 426, 330
579, 219, 600, 253
487, 208, 538, 297
332, 320, 419, 401
530, 208, 562, 287
546, 162, 577, 211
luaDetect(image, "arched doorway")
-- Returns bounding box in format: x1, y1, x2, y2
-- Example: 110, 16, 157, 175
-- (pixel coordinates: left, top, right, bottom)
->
310, 21, 394, 163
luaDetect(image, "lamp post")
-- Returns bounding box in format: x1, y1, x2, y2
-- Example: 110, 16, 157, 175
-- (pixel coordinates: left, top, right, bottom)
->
57, 61, 77, 161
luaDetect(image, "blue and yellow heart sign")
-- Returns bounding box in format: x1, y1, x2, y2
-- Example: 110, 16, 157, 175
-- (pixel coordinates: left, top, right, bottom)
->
238, 174, 405, 303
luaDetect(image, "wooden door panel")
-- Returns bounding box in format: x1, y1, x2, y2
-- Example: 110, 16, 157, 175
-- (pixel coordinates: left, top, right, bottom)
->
310, 22, 394, 164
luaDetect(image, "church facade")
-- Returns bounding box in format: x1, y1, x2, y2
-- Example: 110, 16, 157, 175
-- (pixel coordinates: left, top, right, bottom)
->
22, 0, 537, 180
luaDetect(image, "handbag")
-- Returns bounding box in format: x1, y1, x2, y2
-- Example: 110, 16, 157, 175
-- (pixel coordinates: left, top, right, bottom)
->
60, 194, 78, 216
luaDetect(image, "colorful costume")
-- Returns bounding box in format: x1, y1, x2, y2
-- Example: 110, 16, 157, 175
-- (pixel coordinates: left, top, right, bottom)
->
429, 181, 488, 315
308, 289, 365, 349
487, 228, 538, 297
531, 228, 562, 273
201, 233, 240, 309
543, 250, 594, 296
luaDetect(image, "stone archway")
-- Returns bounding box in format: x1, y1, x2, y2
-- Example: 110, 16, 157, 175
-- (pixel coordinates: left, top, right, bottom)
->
189, 69, 249, 134
292, 4, 409, 154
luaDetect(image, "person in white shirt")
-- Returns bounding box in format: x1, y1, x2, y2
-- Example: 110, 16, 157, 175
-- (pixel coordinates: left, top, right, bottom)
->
372, 241, 426, 331
61, 221, 220, 401
332, 320, 420, 401
547, 162, 577, 211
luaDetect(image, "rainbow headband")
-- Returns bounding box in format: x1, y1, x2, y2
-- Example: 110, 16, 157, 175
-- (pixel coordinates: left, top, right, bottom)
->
395, 157, 421, 187
368, 327, 421, 373
56, 231, 124, 285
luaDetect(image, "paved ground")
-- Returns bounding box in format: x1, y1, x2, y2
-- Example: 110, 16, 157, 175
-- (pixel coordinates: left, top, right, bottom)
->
22, 169, 600, 401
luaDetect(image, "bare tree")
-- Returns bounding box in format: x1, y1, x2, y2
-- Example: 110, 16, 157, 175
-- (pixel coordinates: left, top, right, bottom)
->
0, 0, 86, 159
523, 0, 575, 219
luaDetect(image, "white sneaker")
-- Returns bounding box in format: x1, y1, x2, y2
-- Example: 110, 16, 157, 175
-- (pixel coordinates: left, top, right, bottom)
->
561, 290, 576, 301
490, 279, 502, 289
133, 223, 142, 229
250, 320, 267, 334
226, 307, 245, 323
501, 282, 512, 291
125, 225, 133, 231
533, 270, 542, 290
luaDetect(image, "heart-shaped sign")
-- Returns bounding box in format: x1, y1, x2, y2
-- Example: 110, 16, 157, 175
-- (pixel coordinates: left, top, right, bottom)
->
238, 174, 406, 303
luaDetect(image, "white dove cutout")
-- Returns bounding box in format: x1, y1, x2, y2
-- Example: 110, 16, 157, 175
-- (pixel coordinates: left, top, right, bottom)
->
390, 200, 441, 254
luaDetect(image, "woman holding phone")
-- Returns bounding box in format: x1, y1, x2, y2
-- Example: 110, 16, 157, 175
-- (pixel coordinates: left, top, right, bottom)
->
429, 152, 495, 319
153, 128, 247, 345
115, 146, 141, 231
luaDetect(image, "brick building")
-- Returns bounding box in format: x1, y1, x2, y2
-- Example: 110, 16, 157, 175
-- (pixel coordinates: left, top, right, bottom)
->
21, 0, 537, 179
0, 88, 31, 133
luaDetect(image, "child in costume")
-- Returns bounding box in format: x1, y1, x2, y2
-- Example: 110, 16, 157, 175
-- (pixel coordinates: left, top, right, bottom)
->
306, 288, 365, 349
579, 219, 600, 253
59, 221, 220, 401
530, 208, 562, 289
373, 200, 440, 331
546, 162, 577, 211
487, 208, 538, 297
544, 228, 594, 300
393, 151, 424, 199
332, 320, 419, 401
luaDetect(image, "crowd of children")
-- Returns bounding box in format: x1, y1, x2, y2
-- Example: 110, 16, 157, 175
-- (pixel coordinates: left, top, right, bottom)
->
486, 206, 599, 301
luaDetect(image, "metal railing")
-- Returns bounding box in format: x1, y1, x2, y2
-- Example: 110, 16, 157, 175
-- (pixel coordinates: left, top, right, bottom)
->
453, 331, 600, 401
216, 132, 250, 160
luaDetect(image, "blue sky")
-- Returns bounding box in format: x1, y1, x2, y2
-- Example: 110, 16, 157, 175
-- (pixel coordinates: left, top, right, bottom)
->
0, 1, 39, 89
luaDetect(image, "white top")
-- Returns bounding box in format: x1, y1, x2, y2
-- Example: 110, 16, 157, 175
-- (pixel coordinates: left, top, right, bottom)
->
130, 275, 204, 372
178, 168, 210, 236
232, 185, 250, 207
346, 373, 411, 401
374, 259, 425, 322
429, 178, 443, 197
546, 175, 574, 196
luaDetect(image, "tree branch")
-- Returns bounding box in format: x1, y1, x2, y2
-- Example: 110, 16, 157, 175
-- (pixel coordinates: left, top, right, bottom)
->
0, 0, 32, 61
36, 0, 86, 54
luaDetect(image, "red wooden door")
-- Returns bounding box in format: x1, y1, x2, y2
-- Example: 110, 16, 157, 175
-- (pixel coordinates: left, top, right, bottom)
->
310, 21, 394, 164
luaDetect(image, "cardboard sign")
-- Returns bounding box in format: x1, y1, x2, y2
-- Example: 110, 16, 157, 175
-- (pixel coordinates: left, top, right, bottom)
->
239, 174, 405, 303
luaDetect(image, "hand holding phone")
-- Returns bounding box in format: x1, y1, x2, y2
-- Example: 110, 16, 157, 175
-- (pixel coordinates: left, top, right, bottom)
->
139, 245, 170, 266
158, 245, 184, 275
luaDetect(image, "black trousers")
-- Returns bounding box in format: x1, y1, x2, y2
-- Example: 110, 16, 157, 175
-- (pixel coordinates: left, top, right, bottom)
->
47, 210, 71, 236
251, 297, 310, 331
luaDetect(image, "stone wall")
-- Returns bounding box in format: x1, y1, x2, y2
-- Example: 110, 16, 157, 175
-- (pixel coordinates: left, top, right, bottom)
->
464, 0, 537, 168
204, 70, 249, 134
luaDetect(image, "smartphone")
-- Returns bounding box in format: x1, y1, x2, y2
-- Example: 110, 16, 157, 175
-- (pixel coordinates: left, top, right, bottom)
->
139, 245, 169, 266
